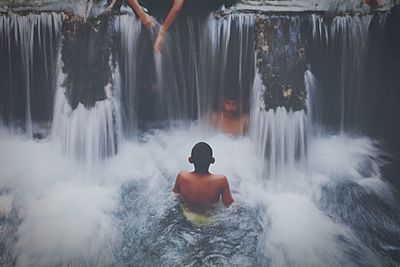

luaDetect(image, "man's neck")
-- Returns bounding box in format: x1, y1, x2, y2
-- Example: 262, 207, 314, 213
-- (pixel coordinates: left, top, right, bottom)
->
193, 168, 210, 174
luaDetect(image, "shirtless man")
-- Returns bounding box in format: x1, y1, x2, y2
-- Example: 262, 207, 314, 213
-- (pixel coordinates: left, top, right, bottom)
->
173, 142, 234, 212
127, 0, 185, 53
211, 96, 249, 136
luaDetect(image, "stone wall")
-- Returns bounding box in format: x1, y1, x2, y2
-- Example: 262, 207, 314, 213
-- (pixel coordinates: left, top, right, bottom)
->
0, 0, 89, 16
256, 16, 308, 111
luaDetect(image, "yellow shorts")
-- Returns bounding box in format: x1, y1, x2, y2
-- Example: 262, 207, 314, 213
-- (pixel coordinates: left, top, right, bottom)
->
181, 205, 211, 227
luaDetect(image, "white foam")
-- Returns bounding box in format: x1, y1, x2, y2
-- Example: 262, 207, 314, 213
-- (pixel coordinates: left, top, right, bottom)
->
0, 125, 394, 266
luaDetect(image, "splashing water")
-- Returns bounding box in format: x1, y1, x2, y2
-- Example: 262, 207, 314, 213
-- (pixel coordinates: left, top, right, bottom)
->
1, 10, 400, 267
1, 123, 399, 266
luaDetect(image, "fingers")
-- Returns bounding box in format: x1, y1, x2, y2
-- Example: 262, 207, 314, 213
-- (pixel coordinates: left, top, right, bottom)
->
154, 37, 162, 53
153, 31, 165, 53
145, 19, 155, 29
140, 14, 155, 29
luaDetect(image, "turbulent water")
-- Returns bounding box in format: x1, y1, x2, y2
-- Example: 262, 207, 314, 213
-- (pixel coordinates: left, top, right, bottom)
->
1, 125, 399, 266
1, 8, 400, 267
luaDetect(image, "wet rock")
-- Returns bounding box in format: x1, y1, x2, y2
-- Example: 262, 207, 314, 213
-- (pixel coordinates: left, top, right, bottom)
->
0, 0, 89, 17
61, 14, 115, 109
255, 15, 307, 111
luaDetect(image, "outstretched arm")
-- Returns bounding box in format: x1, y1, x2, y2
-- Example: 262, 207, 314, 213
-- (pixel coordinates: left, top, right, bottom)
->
221, 177, 234, 207
127, 0, 155, 28
154, 0, 185, 53
161, 0, 185, 33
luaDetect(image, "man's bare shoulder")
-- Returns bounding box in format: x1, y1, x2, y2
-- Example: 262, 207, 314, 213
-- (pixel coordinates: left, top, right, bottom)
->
212, 173, 226, 179
176, 171, 228, 183
177, 171, 191, 179
211, 174, 228, 182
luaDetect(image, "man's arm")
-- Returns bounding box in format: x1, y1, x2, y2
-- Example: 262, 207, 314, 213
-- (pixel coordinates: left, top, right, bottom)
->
172, 172, 181, 193
154, 0, 185, 53
221, 176, 234, 207
127, 0, 155, 28
242, 114, 250, 135
161, 0, 184, 33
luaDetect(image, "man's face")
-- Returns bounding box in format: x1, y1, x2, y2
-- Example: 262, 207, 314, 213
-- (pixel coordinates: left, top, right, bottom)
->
223, 98, 240, 116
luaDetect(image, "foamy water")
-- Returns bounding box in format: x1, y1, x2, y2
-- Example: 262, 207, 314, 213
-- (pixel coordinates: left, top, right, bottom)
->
1, 123, 398, 266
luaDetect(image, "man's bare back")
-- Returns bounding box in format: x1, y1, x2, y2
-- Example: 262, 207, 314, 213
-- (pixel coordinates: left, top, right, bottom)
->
173, 171, 234, 207
172, 142, 234, 213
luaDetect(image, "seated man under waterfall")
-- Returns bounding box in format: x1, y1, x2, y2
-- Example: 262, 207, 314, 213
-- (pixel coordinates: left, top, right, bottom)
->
211, 95, 249, 136
173, 142, 234, 225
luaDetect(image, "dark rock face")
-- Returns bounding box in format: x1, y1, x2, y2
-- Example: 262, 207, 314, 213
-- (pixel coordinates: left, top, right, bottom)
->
367, 6, 400, 189
0, 0, 89, 16
61, 14, 115, 109
255, 16, 308, 112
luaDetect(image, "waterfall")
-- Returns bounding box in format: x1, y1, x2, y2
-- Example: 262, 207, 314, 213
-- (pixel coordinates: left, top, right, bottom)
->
250, 72, 308, 180
152, 18, 199, 123
51, 50, 121, 167
0, 11, 383, 169
114, 15, 142, 136
304, 69, 319, 131
199, 14, 255, 125
0, 5, 400, 267
309, 14, 373, 132
249, 15, 310, 179
114, 14, 204, 127
49, 14, 122, 165
0, 13, 62, 137
113, 13, 255, 129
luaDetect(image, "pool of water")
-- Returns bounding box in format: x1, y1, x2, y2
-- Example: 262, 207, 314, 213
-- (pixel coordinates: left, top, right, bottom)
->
1, 123, 399, 266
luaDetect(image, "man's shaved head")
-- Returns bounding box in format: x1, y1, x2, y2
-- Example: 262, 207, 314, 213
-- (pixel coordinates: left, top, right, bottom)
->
190, 142, 214, 170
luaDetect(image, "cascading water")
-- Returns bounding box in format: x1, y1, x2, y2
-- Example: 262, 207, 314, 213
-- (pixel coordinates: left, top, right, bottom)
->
51, 14, 122, 166
249, 15, 310, 179
250, 72, 308, 180
114, 14, 142, 135
309, 14, 373, 132
0, 13, 62, 137
51, 61, 120, 168
1, 4, 400, 267
198, 14, 255, 123
114, 12, 255, 128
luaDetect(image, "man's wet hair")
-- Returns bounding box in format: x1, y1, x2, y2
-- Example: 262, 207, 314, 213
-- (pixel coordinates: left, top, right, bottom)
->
223, 89, 241, 102
191, 142, 214, 167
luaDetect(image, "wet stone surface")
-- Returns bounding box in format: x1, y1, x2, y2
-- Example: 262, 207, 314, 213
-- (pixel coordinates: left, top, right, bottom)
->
61, 14, 115, 109
255, 15, 308, 112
